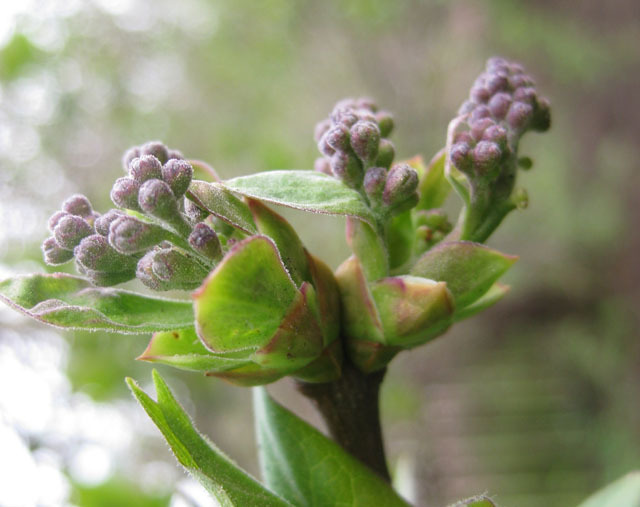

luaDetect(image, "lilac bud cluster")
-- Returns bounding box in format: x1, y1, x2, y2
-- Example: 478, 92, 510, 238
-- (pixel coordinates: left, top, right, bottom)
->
44, 142, 225, 291
314, 98, 395, 189
451, 57, 551, 181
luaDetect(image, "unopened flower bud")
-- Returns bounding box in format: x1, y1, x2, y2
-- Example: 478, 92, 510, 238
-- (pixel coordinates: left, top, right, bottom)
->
470, 105, 491, 122
331, 108, 359, 128
356, 97, 377, 111
136, 250, 172, 291
375, 139, 395, 169
79, 265, 135, 287
470, 85, 491, 103
111, 177, 142, 211
108, 215, 168, 254
47, 211, 69, 232
94, 209, 124, 236
324, 125, 351, 152
482, 124, 507, 147
314, 119, 331, 143
470, 118, 495, 141
317, 133, 336, 157
488, 92, 512, 119
506, 102, 533, 130
42, 237, 74, 265
314, 157, 332, 175
75, 234, 138, 273
363, 166, 387, 200
350, 120, 380, 166
137, 248, 207, 291
450, 142, 473, 173
375, 111, 394, 137
122, 146, 141, 172
473, 141, 502, 173
62, 194, 93, 218
530, 98, 551, 132
162, 159, 193, 197
383, 164, 419, 208
54, 215, 93, 250
140, 141, 169, 165
188, 223, 221, 261
138, 179, 189, 234
330, 151, 363, 188
130, 155, 162, 183
167, 149, 184, 161
184, 198, 209, 224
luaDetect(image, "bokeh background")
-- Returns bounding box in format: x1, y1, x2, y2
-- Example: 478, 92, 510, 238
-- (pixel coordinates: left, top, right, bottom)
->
0, 0, 638, 506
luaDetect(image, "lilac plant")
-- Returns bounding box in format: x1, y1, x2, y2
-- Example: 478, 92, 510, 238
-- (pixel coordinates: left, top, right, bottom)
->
0, 58, 577, 506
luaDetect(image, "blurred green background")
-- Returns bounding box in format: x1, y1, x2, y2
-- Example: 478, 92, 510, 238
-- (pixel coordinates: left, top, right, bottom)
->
0, 0, 638, 506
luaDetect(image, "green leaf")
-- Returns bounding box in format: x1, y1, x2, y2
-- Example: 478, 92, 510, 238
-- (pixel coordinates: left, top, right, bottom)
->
0, 273, 193, 333
453, 283, 510, 322
415, 150, 451, 211
225, 170, 376, 225
187, 180, 257, 234
138, 328, 249, 372
127, 371, 292, 507
253, 387, 409, 507
577, 471, 640, 507
411, 241, 517, 308
386, 210, 414, 270
346, 217, 388, 281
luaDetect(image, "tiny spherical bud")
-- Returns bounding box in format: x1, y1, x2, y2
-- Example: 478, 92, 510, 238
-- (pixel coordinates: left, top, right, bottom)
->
487, 57, 508, 71
488, 92, 512, 119
136, 251, 172, 291
94, 209, 124, 236
162, 159, 193, 197
482, 124, 508, 147
458, 100, 476, 116
375, 111, 394, 137
111, 177, 142, 211
375, 139, 395, 169
138, 248, 208, 291
167, 149, 184, 161
184, 198, 209, 224
506, 102, 533, 130
314, 157, 332, 175
508, 73, 528, 89
75, 234, 137, 272
122, 147, 141, 172
108, 215, 167, 254
130, 154, 162, 183
48, 210, 70, 232
363, 166, 387, 200
54, 215, 93, 250
140, 141, 169, 164
62, 194, 93, 218
331, 108, 359, 128
453, 131, 474, 145
473, 141, 502, 172
513, 86, 537, 105
470, 85, 491, 103
356, 97, 377, 112
470, 117, 495, 141
324, 125, 351, 152
314, 119, 332, 143
188, 223, 222, 260
330, 151, 363, 188
138, 179, 179, 220
355, 109, 376, 123
317, 132, 336, 157
42, 237, 74, 265
486, 74, 509, 94
509, 62, 525, 74
350, 120, 380, 165
530, 98, 551, 132
450, 142, 473, 172
383, 164, 419, 206
470, 105, 491, 122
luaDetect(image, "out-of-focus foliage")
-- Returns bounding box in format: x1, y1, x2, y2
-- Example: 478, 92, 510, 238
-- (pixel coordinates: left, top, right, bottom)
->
0, 0, 638, 505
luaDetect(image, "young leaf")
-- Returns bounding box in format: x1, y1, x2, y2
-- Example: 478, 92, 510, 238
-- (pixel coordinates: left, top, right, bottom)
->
346, 217, 388, 281
0, 273, 193, 333
253, 387, 409, 507
577, 471, 640, 507
411, 241, 517, 308
415, 150, 451, 211
127, 371, 292, 507
453, 283, 510, 322
187, 180, 257, 234
225, 170, 376, 226
137, 328, 249, 372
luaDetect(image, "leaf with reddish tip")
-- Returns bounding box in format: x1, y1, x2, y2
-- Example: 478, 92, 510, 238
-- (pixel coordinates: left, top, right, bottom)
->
346, 217, 388, 281
453, 283, 510, 322
248, 199, 311, 286
411, 241, 517, 308
187, 180, 257, 234
0, 273, 193, 333
415, 150, 451, 211
225, 170, 376, 226
370, 275, 454, 348
138, 328, 249, 372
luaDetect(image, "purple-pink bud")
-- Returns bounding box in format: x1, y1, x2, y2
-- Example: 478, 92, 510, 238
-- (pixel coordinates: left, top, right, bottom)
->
108, 215, 167, 254
473, 141, 502, 172
140, 141, 169, 165
94, 209, 124, 236
162, 159, 193, 197
48, 210, 70, 232
130, 154, 163, 183
188, 223, 221, 260
314, 157, 332, 175
488, 92, 512, 119
470, 105, 492, 123
470, 85, 491, 103
330, 151, 363, 188
450, 142, 473, 173
383, 164, 419, 207
42, 237, 74, 265
470, 118, 495, 141
350, 120, 381, 165
482, 124, 508, 147
363, 166, 387, 200
314, 119, 332, 143
62, 194, 93, 218
506, 102, 533, 130
122, 146, 141, 172
75, 234, 137, 272
53, 215, 93, 250
324, 125, 351, 152
110, 177, 142, 211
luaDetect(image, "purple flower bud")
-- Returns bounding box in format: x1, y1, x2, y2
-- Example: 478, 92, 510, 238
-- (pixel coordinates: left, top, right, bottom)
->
129, 154, 162, 183
324, 125, 351, 152
140, 141, 169, 164
330, 151, 363, 188
81, 266, 135, 287
470, 118, 495, 141
111, 177, 141, 211
470, 105, 491, 123
486, 74, 509, 94
482, 124, 507, 147
136, 250, 173, 291
94, 209, 124, 236
356, 97, 377, 112
513, 86, 537, 105
75, 234, 137, 272
375, 139, 395, 169
122, 147, 140, 172
108, 215, 168, 254
458, 100, 476, 116
138, 179, 182, 222
470, 85, 491, 103
314, 119, 332, 143
184, 198, 209, 224
314, 157, 332, 175
167, 149, 184, 161
350, 120, 380, 165
383, 164, 419, 207
487, 56, 508, 71
137, 248, 208, 291
473, 141, 502, 173
42, 237, 74, 265
450, 142, 473, 173
506, 102, 533, 130
453, 131, 474, 145
488, 92, 512, 119
375, 111, 394, 138
317, 132, 336, 157
48, 210, 70, 232
53, 215, 93, 250
62, 194, 93, 218
162, 159, 193, 197
355, 109, 376, 123
331, 108, 359, 128
188, 223, 221, 260
363, 166, 387, 200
